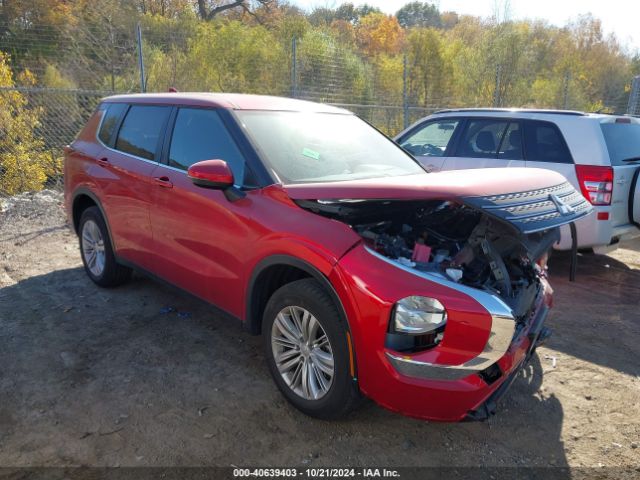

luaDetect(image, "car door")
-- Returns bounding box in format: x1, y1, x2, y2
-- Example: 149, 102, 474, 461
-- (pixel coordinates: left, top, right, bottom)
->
522, 119, 577, 188
395, 118, 461, 172
148, 107, 254, 312
443, 118, 527, 171
94, 103, 171, 271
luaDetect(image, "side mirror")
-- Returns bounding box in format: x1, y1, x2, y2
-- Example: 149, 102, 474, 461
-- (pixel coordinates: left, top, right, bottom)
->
187, 160, 234, 189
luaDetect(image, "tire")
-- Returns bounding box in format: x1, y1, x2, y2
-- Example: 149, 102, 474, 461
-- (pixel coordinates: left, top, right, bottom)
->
262, 278, 361, 420
78, 206, 131, 287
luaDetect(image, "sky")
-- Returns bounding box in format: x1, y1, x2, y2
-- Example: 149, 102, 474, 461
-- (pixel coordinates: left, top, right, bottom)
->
289, 0, 640, 53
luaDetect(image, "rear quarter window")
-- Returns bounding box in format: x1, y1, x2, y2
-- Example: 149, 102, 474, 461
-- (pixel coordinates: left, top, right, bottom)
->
600, 123, 640, 165
98, 103, 127, 146
523, 120, 573, 164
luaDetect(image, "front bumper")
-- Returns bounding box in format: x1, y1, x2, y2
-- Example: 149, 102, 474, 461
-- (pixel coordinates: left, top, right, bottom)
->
464, 307, 552, 421
383, 284, 550, 421
332, 245, 553, 422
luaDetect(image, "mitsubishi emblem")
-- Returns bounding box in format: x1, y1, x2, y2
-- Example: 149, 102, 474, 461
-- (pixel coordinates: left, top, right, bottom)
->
550, 194, 576, 216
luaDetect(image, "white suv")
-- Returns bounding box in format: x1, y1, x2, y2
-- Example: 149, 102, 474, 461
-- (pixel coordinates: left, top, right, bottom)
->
395, 109, 640, 253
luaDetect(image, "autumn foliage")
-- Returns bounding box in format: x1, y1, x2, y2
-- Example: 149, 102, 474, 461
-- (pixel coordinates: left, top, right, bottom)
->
0, 53, 60, 195
0, 1, 639, 194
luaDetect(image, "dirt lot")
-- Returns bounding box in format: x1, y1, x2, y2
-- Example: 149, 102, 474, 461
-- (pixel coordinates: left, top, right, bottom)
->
0, 191, 639, 471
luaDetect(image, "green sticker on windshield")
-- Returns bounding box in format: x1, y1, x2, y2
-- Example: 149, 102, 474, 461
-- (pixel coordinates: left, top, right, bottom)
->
302, 148, 321, 160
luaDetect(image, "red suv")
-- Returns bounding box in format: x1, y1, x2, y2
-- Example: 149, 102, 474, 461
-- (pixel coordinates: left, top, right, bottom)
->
64, 93, 591, 421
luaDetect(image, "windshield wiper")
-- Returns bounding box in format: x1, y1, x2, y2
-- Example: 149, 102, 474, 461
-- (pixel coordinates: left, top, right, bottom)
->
622, 157, 640, 163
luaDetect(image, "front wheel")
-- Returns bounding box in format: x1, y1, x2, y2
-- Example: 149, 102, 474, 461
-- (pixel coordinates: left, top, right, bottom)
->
262, 279, 361, 420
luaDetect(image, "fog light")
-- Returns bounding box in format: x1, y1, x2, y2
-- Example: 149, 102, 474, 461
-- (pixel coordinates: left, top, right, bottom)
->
394, 296, 447, 334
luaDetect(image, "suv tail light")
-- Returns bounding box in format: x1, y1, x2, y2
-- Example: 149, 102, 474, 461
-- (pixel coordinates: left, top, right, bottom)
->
575, 165, 613, 206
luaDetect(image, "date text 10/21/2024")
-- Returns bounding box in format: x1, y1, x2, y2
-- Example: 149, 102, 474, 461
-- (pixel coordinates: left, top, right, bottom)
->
232, 468, 401, 478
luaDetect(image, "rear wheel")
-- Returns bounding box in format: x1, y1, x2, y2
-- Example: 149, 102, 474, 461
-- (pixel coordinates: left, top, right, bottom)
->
78, 207, 131, 287
262, 278, 360, 419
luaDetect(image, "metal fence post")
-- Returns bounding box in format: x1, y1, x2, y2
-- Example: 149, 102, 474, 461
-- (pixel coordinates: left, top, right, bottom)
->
291, 37, 298, 98
136, 23, 146, 93
628, 76, 640, 115
403, 54, 409, 129
493, 64, 502, 108
563, 71, 571, 110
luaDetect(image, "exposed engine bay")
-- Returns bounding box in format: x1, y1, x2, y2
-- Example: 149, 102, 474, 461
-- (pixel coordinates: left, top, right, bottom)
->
297, 199, 560, 324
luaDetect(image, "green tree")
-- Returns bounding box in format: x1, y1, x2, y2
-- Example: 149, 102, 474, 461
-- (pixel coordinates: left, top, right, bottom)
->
182, 20, 288, 93
396, 2, 441, 29
308, 7, 336, 26
406, 28, 451, 107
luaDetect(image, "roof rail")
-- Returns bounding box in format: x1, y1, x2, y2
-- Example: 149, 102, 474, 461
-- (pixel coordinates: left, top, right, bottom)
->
433, 108, 586, 116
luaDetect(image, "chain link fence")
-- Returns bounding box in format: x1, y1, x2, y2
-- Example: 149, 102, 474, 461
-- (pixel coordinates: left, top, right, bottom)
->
0, 23, 453, 196
1, 16, 638, 195
0, 87, 108, 196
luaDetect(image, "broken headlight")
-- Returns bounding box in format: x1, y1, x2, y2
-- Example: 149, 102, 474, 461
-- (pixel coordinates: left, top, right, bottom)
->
393, 296, 447, 335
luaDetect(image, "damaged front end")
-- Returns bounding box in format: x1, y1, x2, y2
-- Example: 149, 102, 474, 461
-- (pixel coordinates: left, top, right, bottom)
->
296, 181, 592, 355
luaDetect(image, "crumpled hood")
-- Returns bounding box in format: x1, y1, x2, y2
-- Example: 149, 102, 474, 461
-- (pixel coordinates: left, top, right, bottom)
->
285, 168, 593, 234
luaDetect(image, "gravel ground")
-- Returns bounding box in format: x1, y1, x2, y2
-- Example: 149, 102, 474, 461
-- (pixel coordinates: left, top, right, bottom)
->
0, 191, 638, 472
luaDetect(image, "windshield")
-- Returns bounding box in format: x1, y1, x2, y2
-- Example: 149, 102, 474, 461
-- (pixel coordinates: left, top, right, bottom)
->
235, 111, 424, 184
601, 123, 640, 165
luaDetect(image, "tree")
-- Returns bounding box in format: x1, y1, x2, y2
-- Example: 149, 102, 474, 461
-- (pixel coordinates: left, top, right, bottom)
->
406, 28, 451, 107
335, 3, 358, 24
195, 0, 273, 21
0, 53, 54, 195
137, 0, 191, 16
308, 7, 336, 26
396, 2, 441, 29
355, 4, 382, 19
0, 0, 71, 74
181, 20, 288, 93
440, 11, 459, 29
308, 3, 381, 26
67, 0, 139, 90
356, 13, 404, 56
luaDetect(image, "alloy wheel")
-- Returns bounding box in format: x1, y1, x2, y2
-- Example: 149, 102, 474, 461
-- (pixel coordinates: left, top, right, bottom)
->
271, 306, 335, 400
81, 219, 106, 277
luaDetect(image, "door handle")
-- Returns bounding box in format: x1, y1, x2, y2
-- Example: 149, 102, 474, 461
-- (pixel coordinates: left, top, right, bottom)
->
97, 157, 109, 167
424, 164, 436, 173
154, 176, 173, 189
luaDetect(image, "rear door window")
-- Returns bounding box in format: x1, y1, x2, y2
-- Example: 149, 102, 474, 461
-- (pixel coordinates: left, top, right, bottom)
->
523, 120, 573, 164
98, 103, 127, 146
398, 119, 460, 157
453, 119, 509, 158
115, 105, 171, 161
168, 108, 246, 185
600, 123, 640, 165
497, 122, 523, 160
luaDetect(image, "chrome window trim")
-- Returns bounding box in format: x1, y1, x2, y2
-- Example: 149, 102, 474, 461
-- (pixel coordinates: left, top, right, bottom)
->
100, 143, 161, 167
153, 162, 186, 174
364, 246, 517, 381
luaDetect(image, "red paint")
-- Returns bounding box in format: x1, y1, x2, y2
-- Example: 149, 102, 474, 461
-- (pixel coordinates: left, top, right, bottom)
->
64, 93, 559, 421
284, 168, 569, 201
187, 159, 235, 187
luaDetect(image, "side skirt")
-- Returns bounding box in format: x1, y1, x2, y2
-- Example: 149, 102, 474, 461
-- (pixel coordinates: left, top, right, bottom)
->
115, 256, 245, 331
